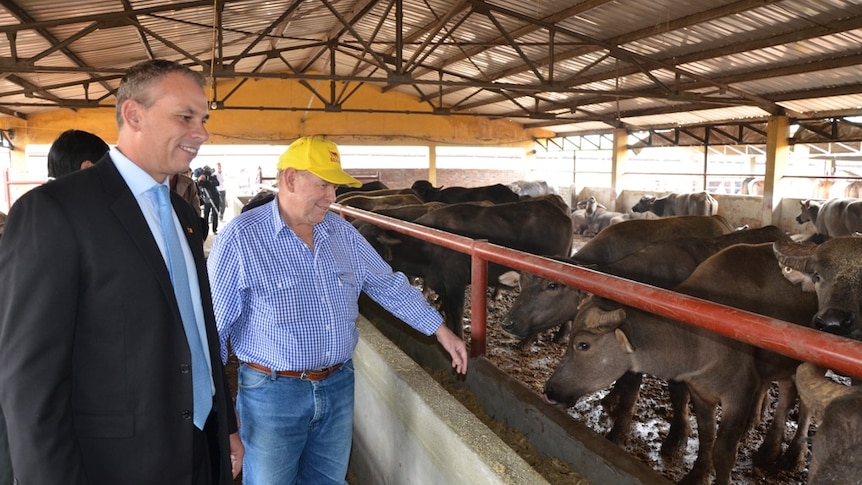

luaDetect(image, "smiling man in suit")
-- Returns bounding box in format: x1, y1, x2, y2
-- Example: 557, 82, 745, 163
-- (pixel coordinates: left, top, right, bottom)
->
0, 59, 242, 484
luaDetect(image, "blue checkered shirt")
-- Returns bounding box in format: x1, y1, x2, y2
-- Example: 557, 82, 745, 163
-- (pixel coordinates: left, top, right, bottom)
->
207, 200, 443, 370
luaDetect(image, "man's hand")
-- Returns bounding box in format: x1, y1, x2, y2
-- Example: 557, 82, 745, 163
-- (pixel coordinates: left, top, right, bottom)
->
229, 432, 244, 478
435, 325, 468, 375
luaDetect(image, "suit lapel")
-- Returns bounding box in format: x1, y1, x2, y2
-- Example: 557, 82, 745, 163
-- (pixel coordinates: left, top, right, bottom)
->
93, 156, 179, 309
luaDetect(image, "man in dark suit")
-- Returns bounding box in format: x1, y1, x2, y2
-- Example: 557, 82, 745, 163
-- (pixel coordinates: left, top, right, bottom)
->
0, 59, 243, 484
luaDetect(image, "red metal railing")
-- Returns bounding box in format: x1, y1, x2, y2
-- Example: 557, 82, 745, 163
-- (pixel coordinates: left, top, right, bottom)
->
333, 203, 862, 380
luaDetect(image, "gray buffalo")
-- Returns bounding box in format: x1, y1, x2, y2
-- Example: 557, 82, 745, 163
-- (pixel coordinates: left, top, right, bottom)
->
795, 362, 862, 485
631, 191, 718, 216
507, 180, 557, 198
795, 198, 862, 238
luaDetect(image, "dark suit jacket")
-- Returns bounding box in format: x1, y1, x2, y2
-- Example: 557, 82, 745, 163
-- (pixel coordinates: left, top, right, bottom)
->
0, 154, 237, 484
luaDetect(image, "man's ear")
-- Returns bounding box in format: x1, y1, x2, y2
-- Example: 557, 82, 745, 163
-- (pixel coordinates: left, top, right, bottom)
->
281, 168, 297, 191
122, 99, 142, 129
80, 160, 95, 170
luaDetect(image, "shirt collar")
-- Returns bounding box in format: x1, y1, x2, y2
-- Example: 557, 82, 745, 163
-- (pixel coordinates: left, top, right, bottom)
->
267, 197, 333, 240
110, 146, 169, 195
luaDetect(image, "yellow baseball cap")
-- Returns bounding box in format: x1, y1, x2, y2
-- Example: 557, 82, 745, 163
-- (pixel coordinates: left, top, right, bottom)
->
277, 137, 362, 188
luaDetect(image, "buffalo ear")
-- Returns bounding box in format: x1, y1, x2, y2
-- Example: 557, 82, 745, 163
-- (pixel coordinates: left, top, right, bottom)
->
614, 328, 635, 353
781, 265, 816, 292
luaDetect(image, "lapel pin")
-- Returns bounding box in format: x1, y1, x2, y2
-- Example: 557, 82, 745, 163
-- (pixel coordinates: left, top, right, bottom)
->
186, 227, 194, 234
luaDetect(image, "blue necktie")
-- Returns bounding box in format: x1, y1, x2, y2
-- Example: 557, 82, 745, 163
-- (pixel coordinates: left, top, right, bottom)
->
154, 184, 212, 429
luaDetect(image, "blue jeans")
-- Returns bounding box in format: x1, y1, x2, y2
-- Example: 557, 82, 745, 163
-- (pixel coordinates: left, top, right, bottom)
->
237, 360, 354, 485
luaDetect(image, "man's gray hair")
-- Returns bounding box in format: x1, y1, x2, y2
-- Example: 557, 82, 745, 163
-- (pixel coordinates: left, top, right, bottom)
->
115, 59, 206, 127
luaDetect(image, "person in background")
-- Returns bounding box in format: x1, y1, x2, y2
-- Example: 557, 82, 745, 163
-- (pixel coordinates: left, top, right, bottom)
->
215, 162, 226, 221
46, 129, 109, 179
171, 169, 202, 211
208, 136, 467, 485
194, 165, 220, 235
171, 169, 206, 239
0, 58, 242, 484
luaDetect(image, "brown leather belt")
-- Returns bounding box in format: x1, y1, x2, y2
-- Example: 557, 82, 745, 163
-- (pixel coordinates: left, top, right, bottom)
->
244, 361, 343, 381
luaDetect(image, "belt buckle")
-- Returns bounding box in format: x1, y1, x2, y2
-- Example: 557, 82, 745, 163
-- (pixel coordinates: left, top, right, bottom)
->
300, 370, 310, 380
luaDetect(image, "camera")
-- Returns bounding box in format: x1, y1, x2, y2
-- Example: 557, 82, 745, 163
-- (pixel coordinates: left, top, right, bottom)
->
192, 165, 214, 179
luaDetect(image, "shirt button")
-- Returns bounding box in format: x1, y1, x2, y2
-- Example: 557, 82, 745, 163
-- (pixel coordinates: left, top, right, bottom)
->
180, 364, 190, 373
182, 411, 192, 420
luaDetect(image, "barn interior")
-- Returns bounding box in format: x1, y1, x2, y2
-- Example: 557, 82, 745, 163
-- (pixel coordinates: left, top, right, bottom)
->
2, 1, 862, 484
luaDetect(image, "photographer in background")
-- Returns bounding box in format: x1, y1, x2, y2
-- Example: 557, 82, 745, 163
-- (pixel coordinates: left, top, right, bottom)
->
194, 165, 221, 236
215, 162, 226, 221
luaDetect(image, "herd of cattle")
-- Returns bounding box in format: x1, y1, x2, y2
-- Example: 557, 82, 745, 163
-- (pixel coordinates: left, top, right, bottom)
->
320, 179, 862, 485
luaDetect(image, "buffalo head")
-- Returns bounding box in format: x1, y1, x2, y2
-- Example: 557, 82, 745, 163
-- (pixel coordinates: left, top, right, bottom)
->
774, 237, 862, 339
796, 199, 817, 225
543, 296, 633, 407
630, 195, 657, 213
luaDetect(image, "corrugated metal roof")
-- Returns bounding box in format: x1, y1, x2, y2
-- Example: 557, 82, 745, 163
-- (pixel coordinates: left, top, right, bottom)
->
0, 0, 860, 139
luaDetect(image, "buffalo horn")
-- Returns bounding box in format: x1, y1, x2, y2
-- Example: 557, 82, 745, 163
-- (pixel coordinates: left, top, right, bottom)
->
582, 304, 626, 330
772, 240, 817, 274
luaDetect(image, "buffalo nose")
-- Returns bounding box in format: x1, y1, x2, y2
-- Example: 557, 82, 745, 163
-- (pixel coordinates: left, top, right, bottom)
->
813, 308, 856, 336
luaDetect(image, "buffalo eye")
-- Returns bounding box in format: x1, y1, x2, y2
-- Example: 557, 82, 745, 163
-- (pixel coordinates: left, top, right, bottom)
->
576, 341, 590, 351
547, 282, 560, 290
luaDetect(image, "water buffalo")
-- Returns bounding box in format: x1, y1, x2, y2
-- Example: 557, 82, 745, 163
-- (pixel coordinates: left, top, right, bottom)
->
795, 362, 862, 485
359, 196, 573, 337
410, 180, 519, 204
671, 243, 817, 471
631, 191, 718, 216
335, 179, 388, 197
774, 236, 862, 340
336, 192, 424, 211
571, 214, 735, 265
507, 180, 557, 198
503, 226, 792, 345
795, 198, 862, 238
502, 227, 794, 460
544, 294, 762, 485
335, 187, 418, 203
570, 208, 588, 235
572, 196, 624, 236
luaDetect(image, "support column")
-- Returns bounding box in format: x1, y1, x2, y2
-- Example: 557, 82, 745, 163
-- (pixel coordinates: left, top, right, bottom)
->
761, 115, 790, 226
428, 145, 437, 186
610, 128, 628, 212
